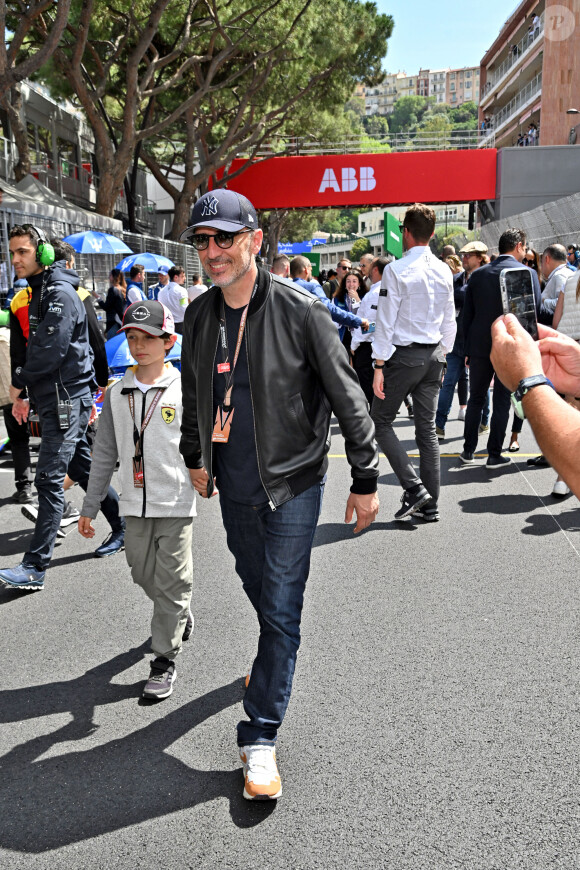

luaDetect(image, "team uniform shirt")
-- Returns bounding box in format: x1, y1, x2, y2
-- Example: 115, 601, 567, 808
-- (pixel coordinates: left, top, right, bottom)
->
373, 246, 456, 362
126, 281, 146, 304
350, 280, 380, 353
158, 281, 189, 324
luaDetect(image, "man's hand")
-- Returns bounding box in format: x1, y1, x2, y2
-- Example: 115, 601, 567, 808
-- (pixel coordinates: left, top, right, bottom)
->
490, 314, 542, 391
88, 403, 98, 425
78, 516, 96, 539
9, 385, 22, 403
189, 467, 217, 498
536, 324, 580, 396
361, 319, 370, 332
12, 397, 30, 424
344, 491, 379, 534
373, 367, 385, 400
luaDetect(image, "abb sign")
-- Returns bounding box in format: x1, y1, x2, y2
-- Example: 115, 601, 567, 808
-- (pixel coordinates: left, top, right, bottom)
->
319, 167, 376, 193
215, 150, 497, 209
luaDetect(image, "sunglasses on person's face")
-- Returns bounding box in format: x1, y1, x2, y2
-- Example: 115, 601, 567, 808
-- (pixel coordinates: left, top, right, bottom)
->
190, 229, 252, 251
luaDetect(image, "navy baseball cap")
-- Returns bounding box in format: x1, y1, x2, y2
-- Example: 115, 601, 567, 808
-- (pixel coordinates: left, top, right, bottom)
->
179, 190, 258, 241
120, 301, 175, 336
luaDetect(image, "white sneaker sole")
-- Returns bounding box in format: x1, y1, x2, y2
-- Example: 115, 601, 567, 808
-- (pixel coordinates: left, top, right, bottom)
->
243, 784, 282, 801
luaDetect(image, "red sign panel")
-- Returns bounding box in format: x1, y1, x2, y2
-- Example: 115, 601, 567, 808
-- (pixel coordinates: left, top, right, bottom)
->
217, 150, 497, 209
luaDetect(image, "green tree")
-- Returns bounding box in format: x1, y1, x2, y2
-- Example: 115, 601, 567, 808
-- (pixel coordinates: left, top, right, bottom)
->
1, 1, 73, 179
40, 0, 392, 230
350, 237, 371, 259
388, 95, 430, 134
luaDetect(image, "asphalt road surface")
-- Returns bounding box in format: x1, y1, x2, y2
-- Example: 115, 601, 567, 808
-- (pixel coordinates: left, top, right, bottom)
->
1, 402, 579, 870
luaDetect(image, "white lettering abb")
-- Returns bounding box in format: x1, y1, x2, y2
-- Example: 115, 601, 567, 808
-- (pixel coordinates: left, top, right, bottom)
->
318, 166, 377, 193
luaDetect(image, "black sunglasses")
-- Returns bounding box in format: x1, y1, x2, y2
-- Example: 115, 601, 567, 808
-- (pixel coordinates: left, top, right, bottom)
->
190, 229, 252, 251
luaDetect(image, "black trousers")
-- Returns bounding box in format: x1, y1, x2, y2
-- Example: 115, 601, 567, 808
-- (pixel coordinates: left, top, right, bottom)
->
352, 342, 374, 407
2, 405, 31, 491
463, 356, 511, 456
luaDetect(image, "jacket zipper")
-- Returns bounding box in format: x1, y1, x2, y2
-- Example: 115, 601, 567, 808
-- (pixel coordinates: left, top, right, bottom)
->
141, 391, 147, 517
245, 322, 276, 510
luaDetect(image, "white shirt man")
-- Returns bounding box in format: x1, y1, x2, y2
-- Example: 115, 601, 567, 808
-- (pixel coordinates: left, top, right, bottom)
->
158, 267, 188, 332
373, 247, 456, 363
371, 204, 456, 523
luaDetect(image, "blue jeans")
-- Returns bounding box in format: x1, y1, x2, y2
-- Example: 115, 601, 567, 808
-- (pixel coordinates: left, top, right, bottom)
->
25, 391, 93, 570
436, 351, 491, 429
219, 480, 325, 746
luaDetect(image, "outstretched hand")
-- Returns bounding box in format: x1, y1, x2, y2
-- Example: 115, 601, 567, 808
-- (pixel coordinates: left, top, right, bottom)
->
536, 323, 580, 396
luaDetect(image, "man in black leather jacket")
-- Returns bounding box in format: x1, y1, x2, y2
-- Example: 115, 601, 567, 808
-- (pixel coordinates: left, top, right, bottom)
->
179, 190, 379, 801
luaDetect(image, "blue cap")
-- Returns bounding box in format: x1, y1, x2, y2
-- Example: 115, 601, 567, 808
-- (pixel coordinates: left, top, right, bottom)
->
157, 265, 169, 275
179, 189, 258, 241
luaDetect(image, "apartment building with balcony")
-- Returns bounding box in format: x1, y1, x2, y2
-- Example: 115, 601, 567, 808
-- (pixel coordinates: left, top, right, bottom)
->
446, 67, 481, 107
359, 72, 416, 116
479, 0, 580, 148
429, 69, 449, 104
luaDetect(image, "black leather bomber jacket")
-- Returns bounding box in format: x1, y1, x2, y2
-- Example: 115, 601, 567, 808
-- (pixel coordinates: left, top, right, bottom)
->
179, 267, 379, 508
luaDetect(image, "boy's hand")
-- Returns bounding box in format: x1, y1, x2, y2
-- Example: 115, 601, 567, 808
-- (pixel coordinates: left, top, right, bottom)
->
78, 516, 95, 538
189, 467, 217, 498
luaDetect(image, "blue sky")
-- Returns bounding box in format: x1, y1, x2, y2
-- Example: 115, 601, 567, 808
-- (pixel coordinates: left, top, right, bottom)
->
375, 0, 520, 72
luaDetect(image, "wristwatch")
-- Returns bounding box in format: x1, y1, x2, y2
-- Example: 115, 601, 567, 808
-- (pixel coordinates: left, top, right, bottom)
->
511, 374, 555, 420
373, 361, 385, 369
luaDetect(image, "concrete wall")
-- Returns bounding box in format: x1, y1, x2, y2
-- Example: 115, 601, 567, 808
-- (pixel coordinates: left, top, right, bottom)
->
495, 144, 580, 219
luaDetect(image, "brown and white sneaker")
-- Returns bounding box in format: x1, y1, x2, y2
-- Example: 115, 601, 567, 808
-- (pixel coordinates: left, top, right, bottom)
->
239, 744, 282, 800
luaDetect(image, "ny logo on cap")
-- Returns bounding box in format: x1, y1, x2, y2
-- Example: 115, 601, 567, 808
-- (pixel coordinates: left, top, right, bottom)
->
201, 196, 219, 217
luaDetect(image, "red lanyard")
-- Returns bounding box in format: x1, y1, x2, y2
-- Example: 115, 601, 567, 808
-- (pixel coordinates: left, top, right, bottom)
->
127, 388, 165, 456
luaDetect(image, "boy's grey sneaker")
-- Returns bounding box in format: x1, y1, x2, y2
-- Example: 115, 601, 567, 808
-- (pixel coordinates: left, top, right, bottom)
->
459, 451, 475, 465
394, 487, 430, 520
182, 610, 194, 641
436, 426, 445, 440
0, 562, 45, 591
94, 528, 125, 558
479, 423, 490, 434
142, 657, 176, 700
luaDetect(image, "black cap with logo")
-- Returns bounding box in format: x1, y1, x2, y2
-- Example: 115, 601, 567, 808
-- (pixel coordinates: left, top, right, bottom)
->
179, 189, 258, 241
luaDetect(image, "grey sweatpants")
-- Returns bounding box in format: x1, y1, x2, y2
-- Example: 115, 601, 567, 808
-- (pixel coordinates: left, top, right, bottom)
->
124, 516, 194, 660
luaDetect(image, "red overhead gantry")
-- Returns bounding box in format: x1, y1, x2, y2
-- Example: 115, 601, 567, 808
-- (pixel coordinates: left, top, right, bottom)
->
215, 149, 497, 209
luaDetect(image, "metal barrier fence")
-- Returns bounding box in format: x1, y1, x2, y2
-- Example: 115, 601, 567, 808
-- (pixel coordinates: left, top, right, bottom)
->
478, 191, 580, 253
252, 128, 494, 156
0, 208, 202, 304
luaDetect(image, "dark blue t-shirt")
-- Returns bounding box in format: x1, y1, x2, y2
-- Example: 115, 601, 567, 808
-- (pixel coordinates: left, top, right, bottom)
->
212, 302, 266, 505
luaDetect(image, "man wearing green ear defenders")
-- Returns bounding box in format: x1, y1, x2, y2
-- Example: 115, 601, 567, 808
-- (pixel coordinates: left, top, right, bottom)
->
0, 224, 94, 592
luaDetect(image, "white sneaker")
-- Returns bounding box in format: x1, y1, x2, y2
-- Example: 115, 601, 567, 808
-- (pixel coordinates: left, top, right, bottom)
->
239, 744, 282, 800
457, 407, 466, 421
552, 479, 570, 498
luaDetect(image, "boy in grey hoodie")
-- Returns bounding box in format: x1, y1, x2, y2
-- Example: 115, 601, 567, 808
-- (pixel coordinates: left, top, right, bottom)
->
79, 301, 196, 700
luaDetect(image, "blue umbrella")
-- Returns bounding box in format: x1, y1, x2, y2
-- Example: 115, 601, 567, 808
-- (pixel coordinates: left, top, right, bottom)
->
106, 332, 182, 372
115, 252, 175, 273
64, 231, 133, 255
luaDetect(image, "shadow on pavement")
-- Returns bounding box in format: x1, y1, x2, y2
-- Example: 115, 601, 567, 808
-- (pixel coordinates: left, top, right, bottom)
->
458, 494, 543, 515
0, 648, 269, 852
314, 520, 417, 547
